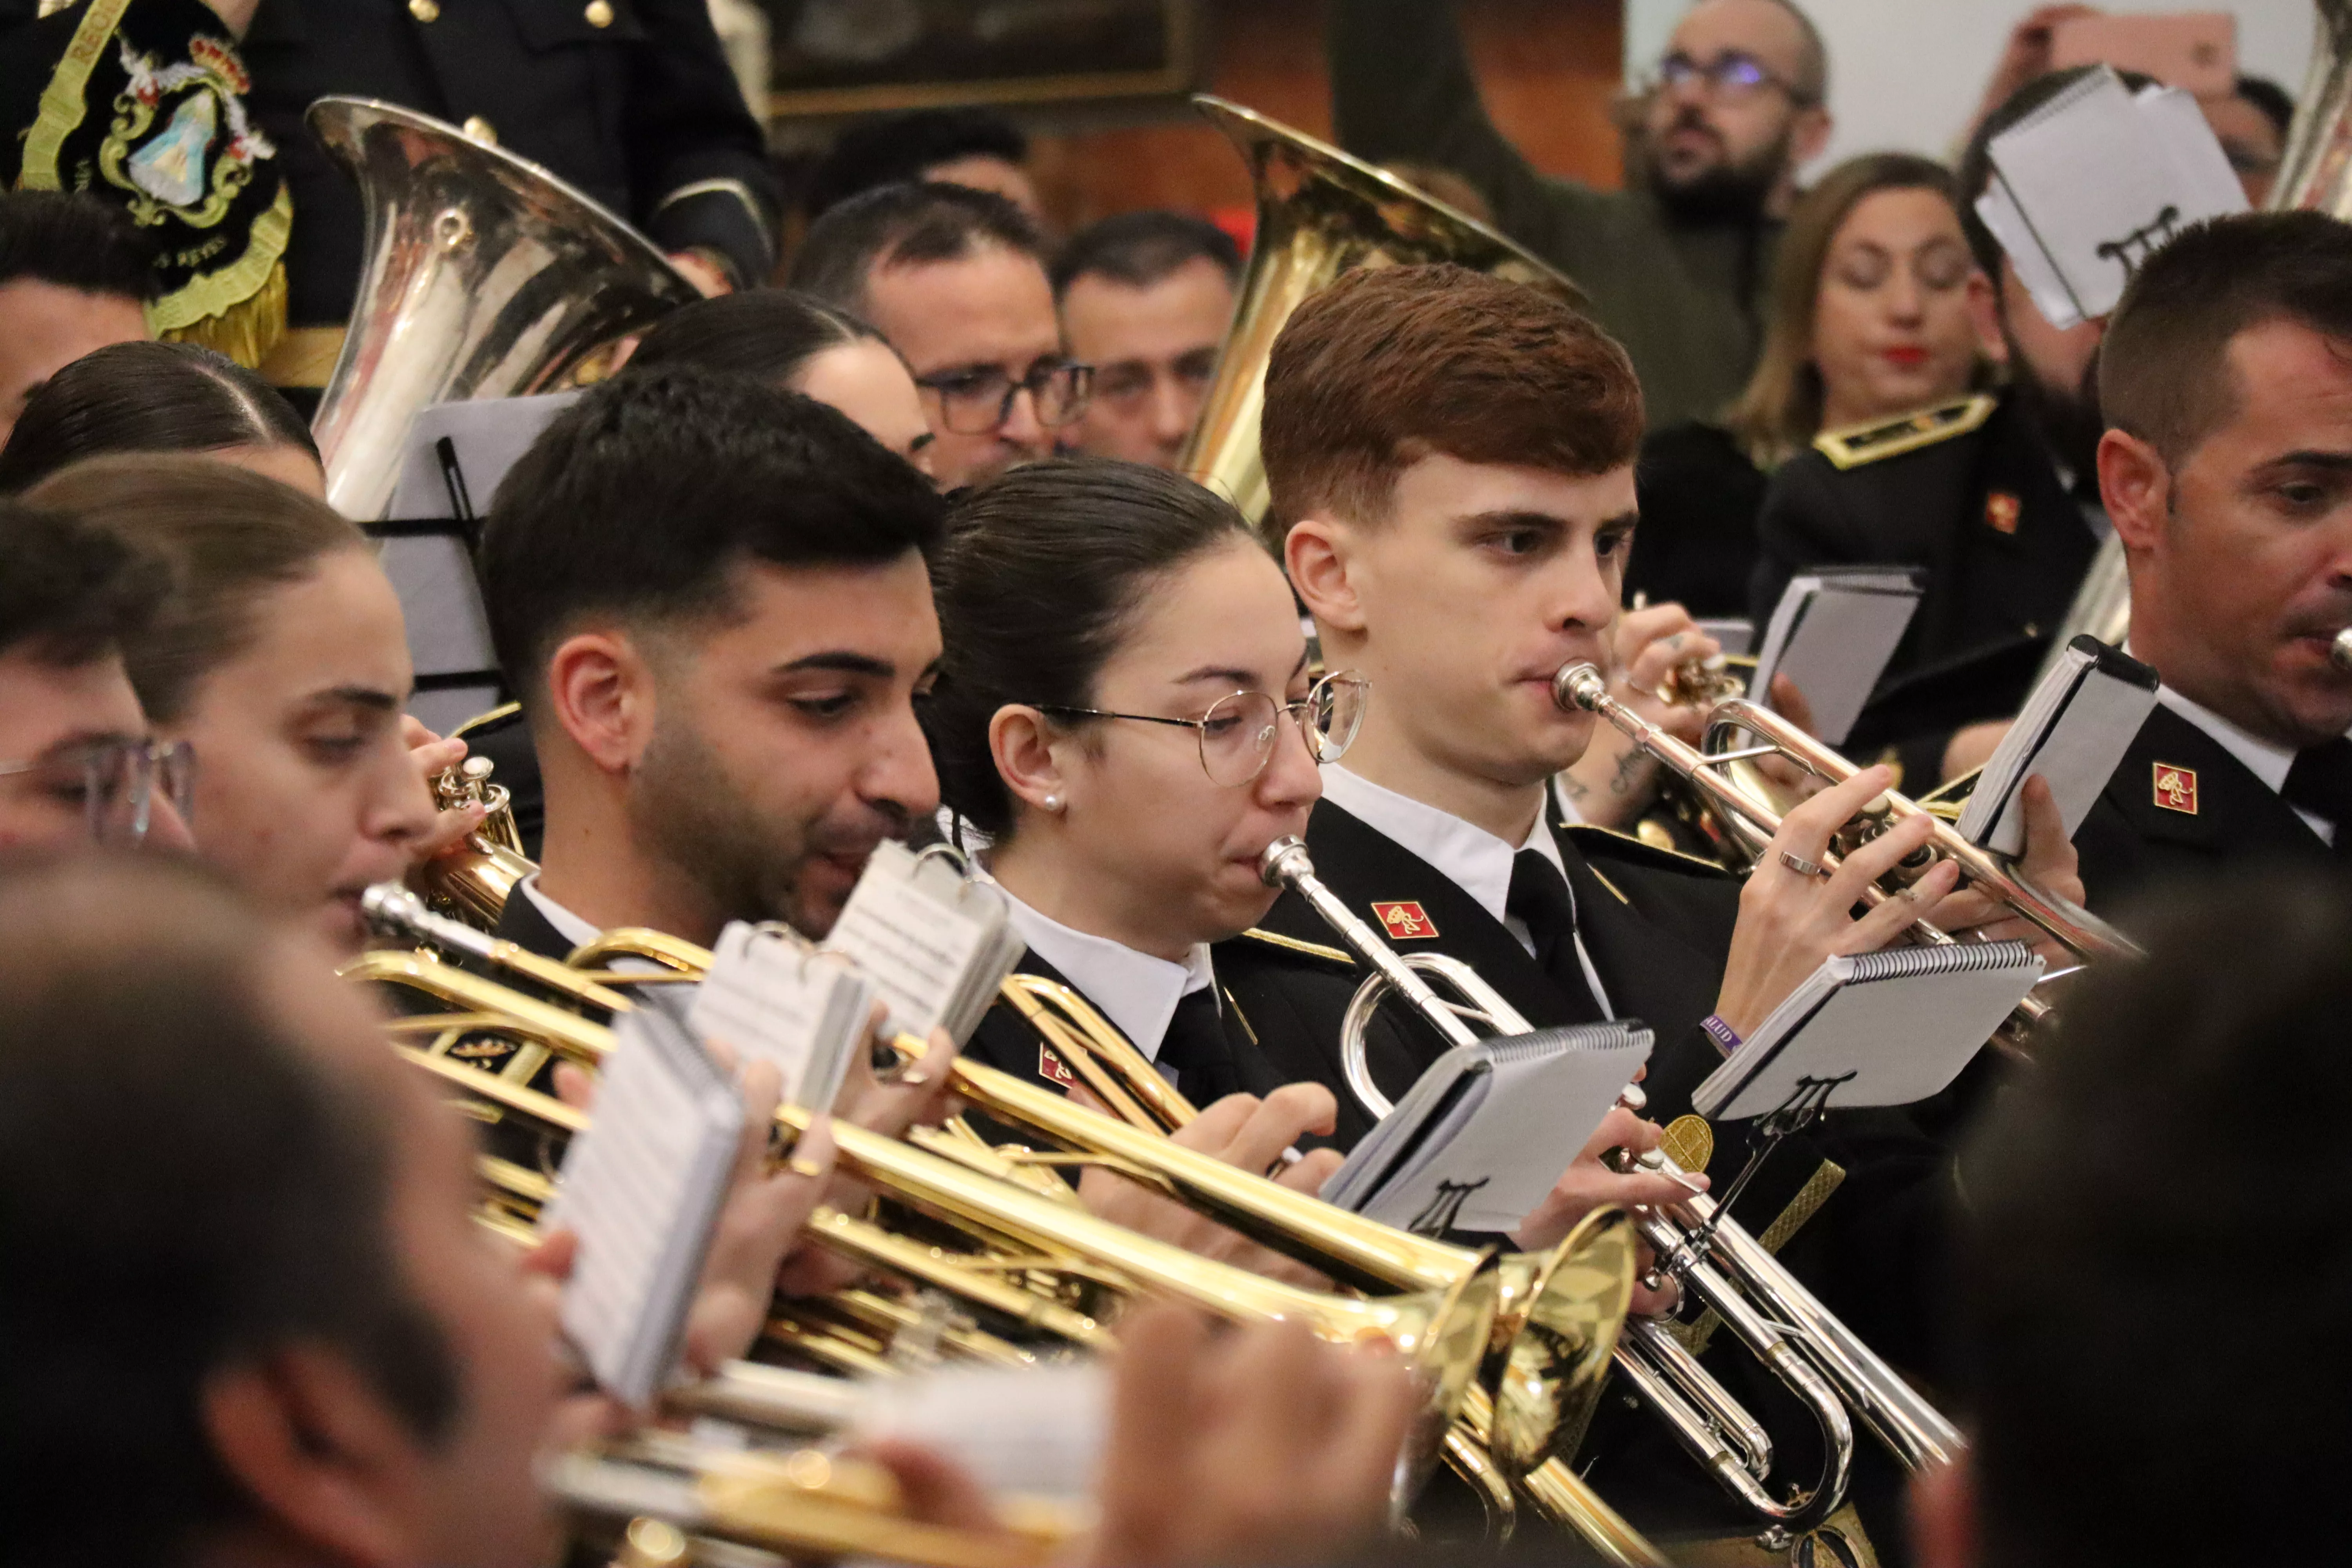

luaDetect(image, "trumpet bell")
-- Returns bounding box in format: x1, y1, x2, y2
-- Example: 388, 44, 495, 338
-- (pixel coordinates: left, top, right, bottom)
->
1180, 96, 1588, 540
1489, 1208, 1640, 1478
307, 96, 701, 520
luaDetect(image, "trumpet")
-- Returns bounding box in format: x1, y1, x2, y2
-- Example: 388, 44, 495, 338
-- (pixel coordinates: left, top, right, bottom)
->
1258, 834, 1968, 1534
348, 949, 1503, 1510
1553, 660, 2141, 1056
2333, 628, 2352, 671
413, 756, 535, 932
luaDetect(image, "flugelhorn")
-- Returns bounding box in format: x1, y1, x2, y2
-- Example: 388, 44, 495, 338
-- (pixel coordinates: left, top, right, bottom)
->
1258, 835, 1968, 1533
348, 948, 1501, 1508
1553, 660, 2141, 1056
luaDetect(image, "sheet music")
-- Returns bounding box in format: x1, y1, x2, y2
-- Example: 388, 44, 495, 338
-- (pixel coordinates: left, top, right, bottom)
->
1694, 944, 2042, 1120
820, 841, 1024, 1043
1960, 637, 2160, 857
1751, 568, 1922, 745
1973, 68, 2247, 330
1327, 1023, 1653, 1236
851, 1361, 1109, 1501
547, 1009, 740, 1406
689, 921, 874, 1111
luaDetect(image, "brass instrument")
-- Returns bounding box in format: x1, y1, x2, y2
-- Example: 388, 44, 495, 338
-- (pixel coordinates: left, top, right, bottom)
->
2333, 628, 2352, 672
413, 757, 534, 930
1554, 660, 2142, 1056
1178, 96, 1588, 541
1258, 836, 1888, 1539
350, 951, 1503, 1508
308, 97, 700, 520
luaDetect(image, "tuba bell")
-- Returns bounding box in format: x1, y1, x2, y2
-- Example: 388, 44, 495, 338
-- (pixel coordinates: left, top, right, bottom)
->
307, 96, 703, 521
1179, 96, 1588, 543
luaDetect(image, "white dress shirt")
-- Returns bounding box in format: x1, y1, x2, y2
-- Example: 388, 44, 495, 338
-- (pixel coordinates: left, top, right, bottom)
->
2152, 685, 2332, 844
998, 888, 1215, 1064
518, 872, 605, 949
1316, 766, 1616, 1015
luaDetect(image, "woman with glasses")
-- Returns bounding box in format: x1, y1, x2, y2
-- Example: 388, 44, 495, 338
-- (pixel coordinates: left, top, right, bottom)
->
27, 455, 439, 953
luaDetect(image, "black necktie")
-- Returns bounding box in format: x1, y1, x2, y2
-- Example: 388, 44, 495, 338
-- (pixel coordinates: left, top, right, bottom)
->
1506, 851, 1604, 1024
1157, 987, 1238, 1102
2283, 737, 2352, 856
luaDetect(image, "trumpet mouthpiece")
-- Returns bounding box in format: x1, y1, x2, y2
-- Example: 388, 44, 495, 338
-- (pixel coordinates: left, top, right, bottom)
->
361, 882, 427, 935
1258, 835, 1312, 889
2333, 628, 2352, 672
1553, 662, 1609, 713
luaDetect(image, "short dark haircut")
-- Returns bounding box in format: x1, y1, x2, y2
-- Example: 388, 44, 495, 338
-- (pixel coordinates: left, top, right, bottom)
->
0, 189, 156, 300
2098, 211, 2352, 469
2235, 73, 2296, 141
480, 367, 947, 709
1959, 66, 2160, 278
0, 499, 165, 667
803, 107, 1030, 222
1261, 264, 1643, 541
26, 456, 366, 724
625, 289, 888, 388
929, 460, 1256, 840
787, 181, 1045, 318
0, 852, 457, 1568
1051, 210, 1242, 297
1956, 871, 2352, 1568
0, 341, 315, 494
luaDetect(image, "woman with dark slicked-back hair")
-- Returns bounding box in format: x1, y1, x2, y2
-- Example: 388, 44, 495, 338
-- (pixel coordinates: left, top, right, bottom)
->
0, 339, 323, 497
627, 290, 935, 477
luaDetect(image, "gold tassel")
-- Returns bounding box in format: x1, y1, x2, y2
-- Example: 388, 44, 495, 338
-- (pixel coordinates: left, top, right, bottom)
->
157, 258, 287, 372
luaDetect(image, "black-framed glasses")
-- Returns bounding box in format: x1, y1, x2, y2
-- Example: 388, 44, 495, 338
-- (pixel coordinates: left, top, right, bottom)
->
1034, 671, 1369, 788
913, 359, 1094, 434
1653, 49, 1815, 104
0, 736, 195, 844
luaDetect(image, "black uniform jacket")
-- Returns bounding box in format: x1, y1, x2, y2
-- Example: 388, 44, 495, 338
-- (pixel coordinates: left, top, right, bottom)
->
1749, 394, 2098, 781
2073, 702, 2336, 924
1628, 420, 1770, 621
1219, 800, 1951, 1540
962, 947, 1289, 1116
242, 0, 777, 326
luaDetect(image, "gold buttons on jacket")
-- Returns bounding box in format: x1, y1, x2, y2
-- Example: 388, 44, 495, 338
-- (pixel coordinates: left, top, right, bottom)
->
408, 0, 438, 20
584, 0, 614, 25
461, 116, 497, 145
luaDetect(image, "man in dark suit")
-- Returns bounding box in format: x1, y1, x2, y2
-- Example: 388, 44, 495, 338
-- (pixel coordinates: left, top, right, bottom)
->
1233, 261, 2080, 1554
238, 0, 779, 394
2066, 212, 2352, 920
1749, 69, 2145, 790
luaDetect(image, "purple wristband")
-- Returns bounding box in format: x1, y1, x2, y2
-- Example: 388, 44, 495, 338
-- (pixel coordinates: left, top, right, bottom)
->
1700, 1013, 1743, 1058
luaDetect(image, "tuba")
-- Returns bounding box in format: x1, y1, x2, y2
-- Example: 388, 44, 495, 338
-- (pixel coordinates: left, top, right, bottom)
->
2031, 0, 2352, 684
307, 97, 702, 520
1179, 96, 1588, 542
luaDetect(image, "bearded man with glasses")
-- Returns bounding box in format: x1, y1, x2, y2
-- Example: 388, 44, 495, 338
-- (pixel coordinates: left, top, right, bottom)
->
1329, 0, 1832, 428
0, 501, 192, 852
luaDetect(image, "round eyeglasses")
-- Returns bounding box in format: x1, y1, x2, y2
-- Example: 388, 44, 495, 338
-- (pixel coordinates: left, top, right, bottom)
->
0, 735, 196, 844
1034, 671, 1370, 788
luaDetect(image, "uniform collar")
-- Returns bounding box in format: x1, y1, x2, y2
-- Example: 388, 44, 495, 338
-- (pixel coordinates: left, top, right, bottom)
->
997, 889, 1213, 1063
2146, 680, 2340, 844
1316, 766, 1569, 934
519, 872, 605, 950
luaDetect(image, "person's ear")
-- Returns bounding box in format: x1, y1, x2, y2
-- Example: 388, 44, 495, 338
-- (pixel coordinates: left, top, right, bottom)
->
1792, 103, 1833, 168
2099, 428, 2171, 554
1908, 1451, 1979, 1568
1965, 271, 2006, 365
201, 1345, 432, 1568
544, 630, 656, 776
989, 705, 1069, 817
1286, 515, 1367, 637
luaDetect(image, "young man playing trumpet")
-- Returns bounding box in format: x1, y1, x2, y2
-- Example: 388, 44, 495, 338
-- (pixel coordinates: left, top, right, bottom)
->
2069, 212, 2352, 915
1231, 263, 2082, 1552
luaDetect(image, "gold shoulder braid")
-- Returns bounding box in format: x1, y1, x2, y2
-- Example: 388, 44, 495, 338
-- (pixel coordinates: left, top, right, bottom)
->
1812, 393, 1996, 471
7, 0, 289, 370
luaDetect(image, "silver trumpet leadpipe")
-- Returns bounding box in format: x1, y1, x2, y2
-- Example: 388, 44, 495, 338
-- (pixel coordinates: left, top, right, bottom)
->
1261, 837, 1858, 1532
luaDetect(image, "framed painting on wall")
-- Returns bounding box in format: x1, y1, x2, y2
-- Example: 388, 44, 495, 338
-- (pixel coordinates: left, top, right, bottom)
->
759, 0, 1207, 118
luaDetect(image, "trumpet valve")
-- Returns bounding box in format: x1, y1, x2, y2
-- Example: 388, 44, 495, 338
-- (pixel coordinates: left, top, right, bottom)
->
1658, 653, 1744, 709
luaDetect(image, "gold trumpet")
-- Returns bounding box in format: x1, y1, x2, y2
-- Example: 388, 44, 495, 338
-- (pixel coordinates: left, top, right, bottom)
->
347, 950, 1504, 1509
412, 757, 535, 931
1553, 660, 2142, 1056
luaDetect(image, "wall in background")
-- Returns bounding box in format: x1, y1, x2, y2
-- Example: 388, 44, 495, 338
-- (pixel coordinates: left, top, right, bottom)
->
1020, 0, 1627, 233
1622, 0, 2319, 175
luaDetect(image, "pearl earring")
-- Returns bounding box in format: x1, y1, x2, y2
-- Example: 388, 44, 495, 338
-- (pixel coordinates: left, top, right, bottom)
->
1042, 792, 1064, 812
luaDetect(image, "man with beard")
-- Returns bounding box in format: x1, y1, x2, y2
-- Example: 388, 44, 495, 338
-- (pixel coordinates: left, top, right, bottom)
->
2067, 212, 2352, 917
1745, 68, 2132, 790
475, 367, 946, 956
1330, 0, 1831, 428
